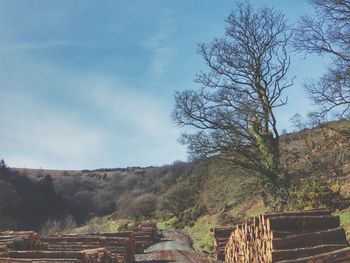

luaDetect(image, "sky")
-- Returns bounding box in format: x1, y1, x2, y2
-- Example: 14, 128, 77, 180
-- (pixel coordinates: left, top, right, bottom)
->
0, 0, 329, 170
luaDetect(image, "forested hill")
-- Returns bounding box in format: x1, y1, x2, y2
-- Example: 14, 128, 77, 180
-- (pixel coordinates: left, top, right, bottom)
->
1, 161, 197, 230
1, 120, 350, 251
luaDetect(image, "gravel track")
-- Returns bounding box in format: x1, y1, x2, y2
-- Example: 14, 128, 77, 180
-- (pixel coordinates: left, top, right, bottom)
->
136, 230, 220, 263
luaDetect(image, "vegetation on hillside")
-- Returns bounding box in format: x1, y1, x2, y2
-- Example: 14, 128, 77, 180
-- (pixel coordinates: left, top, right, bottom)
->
0, 160, 196, 230
0, 160, 70, 230
1, 120, 350, 251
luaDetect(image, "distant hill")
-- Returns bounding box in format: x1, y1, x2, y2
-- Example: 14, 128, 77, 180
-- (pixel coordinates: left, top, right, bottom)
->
12, 166, 156, 180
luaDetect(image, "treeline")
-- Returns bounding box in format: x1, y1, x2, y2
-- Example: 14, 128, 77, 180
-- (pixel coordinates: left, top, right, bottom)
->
81, 166, 154, 173
0, 160, 67, 230
58, 160, 212, 227
0, 159, 201, 231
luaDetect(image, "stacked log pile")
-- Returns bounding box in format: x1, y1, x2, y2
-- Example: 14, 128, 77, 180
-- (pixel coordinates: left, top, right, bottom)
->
0, 225, 160, 262
43, 233, 134, 263
277, 246, 350, 262
0, 248, 116, 263
212, 227, 235, 261
0, 232, 116, 262
0, 259, 80, 262
132, 223, 159, 253
0, 232, 45, 251
93, 232, 135, 262
224, 209, 350, 262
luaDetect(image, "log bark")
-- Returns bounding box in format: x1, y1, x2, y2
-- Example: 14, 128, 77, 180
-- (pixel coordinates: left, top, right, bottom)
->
275, 246, 350, 263
271, 227, 347, 250
271, 244, 348, 261
266, 215, 340, 232
224, 210, 350, 263
0, 258, 80, 263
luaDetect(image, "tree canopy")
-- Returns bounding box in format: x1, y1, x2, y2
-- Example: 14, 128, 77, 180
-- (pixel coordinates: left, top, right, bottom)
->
294, 0, 350, 119
173, 2, 293, 207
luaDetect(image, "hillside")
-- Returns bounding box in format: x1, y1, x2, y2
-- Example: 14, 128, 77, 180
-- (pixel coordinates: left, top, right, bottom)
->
1, 120, 350, 253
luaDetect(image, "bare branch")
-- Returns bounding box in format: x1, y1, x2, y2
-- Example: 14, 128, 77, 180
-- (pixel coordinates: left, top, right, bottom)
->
173, 2, 293, 206
294, 0, 350, 118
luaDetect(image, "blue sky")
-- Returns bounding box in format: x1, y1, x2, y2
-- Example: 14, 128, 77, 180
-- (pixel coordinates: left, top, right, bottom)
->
0, 0, 329, 169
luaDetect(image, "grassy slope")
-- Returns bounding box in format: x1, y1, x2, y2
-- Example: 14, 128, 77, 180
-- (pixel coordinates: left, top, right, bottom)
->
182, 160, 268, 253
158, 165, 262, 253
185, 120, 350, 253
71, 217, 120, 234
336, 209, 350, 241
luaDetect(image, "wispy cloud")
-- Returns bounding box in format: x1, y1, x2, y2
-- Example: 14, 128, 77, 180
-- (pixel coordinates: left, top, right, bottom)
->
0, 56, 186, 169
0, 91, 104, 169
71, 73, 187, 165
85, 76, 176, 137
144, 11, 177, 78
0, 1, 191, 169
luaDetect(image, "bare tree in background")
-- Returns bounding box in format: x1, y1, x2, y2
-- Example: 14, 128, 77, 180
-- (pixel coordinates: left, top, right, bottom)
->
294, 0, 350, 118
173, 3, 293, 208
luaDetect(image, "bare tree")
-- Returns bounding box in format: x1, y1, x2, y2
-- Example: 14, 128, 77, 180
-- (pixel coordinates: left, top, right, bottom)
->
173, 3, 293, 207
294, 0, 350, 118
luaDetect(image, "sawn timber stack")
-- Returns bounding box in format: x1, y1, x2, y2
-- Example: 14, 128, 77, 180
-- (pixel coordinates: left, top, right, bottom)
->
0, 225, 161, 263
224, 209, 350, 262
212, 227, 235, 261
0, 248, 115, 263
0, 232, 117, 263
0, 231, 45, 251
43, 233, 135, 263
132, 223, 159, 253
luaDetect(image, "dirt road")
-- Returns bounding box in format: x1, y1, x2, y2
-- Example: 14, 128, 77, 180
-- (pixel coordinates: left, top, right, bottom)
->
136, 230, 220, 263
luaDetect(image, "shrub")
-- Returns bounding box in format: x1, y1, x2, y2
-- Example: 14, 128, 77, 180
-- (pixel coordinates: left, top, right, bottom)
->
93, 190, 115, 216
157, 216, 180, 230
181, 201, 207, 226
158, 182, 196, 216
128, 193, 157, 220
291, 180, 349, 210
41, 214, 77, 235
117, 193, 157, 221
72, 217, 119, 233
